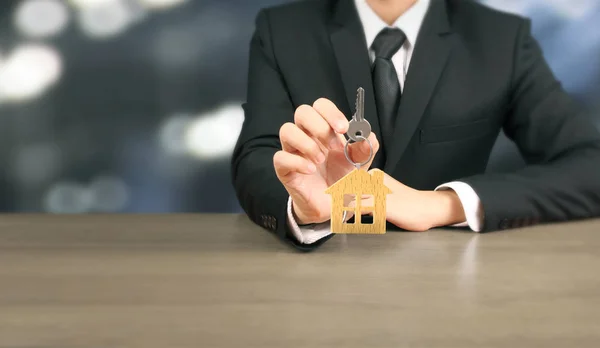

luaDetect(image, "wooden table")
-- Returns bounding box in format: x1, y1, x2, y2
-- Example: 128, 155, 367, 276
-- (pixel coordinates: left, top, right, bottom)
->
0, 215, 599, 347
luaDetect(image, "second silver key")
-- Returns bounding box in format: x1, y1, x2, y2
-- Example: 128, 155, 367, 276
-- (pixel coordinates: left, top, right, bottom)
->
347, 87, 371, 142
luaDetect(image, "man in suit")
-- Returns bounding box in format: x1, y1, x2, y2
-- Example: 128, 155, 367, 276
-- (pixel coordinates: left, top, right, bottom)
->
231, 0, 600, 250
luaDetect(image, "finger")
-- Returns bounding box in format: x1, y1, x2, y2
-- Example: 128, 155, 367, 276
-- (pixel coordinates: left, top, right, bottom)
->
273, 150, 316, 177
348, 133, 380, 168
312, 98, 349, 134
294, 105, 344, 151
279, 122, 325, 164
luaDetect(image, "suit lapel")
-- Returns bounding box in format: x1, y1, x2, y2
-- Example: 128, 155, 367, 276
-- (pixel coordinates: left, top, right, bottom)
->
384, 0, 455, 173
328, 0, 385, 166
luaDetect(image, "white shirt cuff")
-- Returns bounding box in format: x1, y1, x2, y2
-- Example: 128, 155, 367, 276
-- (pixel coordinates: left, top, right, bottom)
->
435, 181, 484, 232
286, 197, 333, 244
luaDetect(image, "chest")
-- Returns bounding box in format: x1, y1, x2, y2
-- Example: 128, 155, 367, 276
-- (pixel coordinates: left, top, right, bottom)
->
282, 43, 511, 127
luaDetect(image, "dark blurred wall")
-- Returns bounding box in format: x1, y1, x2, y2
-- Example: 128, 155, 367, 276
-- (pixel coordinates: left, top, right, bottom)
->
0, 0, 598, 213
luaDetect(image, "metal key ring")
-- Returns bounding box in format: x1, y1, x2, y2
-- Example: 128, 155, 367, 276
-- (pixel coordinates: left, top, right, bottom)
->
344, 135, 373, 169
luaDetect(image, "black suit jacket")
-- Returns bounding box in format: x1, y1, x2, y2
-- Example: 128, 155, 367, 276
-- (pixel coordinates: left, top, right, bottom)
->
231, 0, 600, 250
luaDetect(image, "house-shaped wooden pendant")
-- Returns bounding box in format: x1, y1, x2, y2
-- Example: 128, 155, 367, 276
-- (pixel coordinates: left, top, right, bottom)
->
325, 168, 392, 234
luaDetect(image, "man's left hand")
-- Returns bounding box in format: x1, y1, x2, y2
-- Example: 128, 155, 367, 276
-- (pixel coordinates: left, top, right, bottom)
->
370, 170, 467, 231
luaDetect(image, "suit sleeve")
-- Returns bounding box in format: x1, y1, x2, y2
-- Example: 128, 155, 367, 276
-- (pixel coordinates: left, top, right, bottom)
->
231, 10, 332, 250
460, 19, 600, 231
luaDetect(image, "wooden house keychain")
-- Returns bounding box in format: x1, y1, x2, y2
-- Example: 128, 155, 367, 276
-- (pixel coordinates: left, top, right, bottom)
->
325, 87, 392, 234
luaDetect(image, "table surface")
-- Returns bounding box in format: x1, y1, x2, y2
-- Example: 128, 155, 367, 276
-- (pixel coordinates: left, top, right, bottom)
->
0, 214, 599, 347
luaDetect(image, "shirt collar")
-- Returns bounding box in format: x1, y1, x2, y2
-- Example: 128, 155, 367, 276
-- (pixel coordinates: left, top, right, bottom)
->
353, 0, 431, 49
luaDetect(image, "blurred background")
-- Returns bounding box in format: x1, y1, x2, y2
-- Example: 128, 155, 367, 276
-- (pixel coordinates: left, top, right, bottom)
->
0, 0, 598, 213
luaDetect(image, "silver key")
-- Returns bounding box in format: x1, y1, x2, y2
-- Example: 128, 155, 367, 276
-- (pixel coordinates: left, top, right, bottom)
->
347, 87, 371, 142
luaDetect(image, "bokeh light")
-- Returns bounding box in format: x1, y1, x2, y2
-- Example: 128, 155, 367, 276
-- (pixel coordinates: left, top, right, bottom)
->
69, 0, 115, 6
138, 0, 188, 10
44, 181, 93, 213
88, 175, 130, 212
69, 0, 189, 39
185, 103, 244, 159
158, 114, 193, 156
43, 176, 130, 213
75, 0, 143, 39
482, 0, 597, 19
0, 44, 63, 103
14, 0, 70, 38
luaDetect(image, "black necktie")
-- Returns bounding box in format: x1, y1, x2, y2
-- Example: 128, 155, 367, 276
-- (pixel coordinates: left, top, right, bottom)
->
371, 28, 407, 155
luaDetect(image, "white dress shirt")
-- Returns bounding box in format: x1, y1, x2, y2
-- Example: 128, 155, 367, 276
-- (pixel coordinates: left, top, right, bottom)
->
286, 0, 484, 244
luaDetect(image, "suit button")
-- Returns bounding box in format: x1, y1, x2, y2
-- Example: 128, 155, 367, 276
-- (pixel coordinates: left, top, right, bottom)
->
498, 218, 510, 230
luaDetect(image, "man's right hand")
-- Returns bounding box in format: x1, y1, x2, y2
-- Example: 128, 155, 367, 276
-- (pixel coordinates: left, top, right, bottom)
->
273, 98, 380, 225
